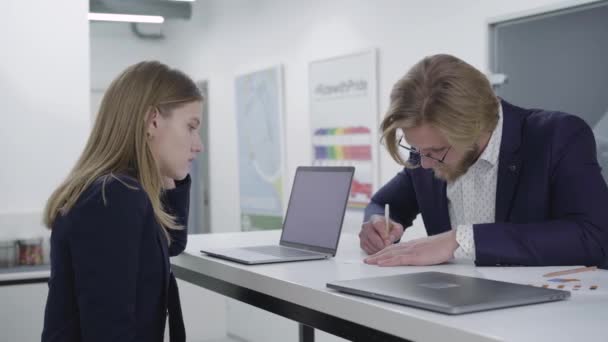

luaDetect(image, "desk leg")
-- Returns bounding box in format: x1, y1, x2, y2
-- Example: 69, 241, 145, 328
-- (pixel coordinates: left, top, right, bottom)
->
299, 323, 314, 342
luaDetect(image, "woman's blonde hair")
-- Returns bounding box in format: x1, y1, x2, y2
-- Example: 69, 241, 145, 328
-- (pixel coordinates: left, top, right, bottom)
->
380, 54, 499, 166
43, 61, 202, 242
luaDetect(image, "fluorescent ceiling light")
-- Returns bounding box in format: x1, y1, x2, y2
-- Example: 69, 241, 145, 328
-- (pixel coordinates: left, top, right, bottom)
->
88, 12, 165, 24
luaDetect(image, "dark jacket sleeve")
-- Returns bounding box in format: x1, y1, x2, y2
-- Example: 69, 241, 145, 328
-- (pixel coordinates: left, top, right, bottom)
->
474, 119, 608, 267
364, 168, 420, 229
68, 179, 149, 342
162, 175, 191, 256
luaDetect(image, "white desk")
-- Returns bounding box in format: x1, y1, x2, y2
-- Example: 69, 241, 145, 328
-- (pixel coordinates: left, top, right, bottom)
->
0, 265, 50, 286
171, 231, 608, 342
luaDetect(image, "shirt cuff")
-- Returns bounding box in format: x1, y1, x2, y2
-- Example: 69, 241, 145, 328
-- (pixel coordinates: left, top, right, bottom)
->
454, 224, 476, 260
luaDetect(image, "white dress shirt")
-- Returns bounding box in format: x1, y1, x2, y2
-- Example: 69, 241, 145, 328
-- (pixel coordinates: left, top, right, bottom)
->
450, 104, 503, 261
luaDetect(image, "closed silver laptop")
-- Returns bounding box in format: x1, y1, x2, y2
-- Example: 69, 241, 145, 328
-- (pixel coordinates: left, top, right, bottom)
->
201, 166, 354, 265
327, 272, 570, 314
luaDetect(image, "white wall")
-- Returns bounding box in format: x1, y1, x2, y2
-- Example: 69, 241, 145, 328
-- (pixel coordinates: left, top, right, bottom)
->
90, 22, 180, 120
0, 1, 89, 341
0, 0, 89, 253
0, 1, 90, 218
90, 23, 178, 91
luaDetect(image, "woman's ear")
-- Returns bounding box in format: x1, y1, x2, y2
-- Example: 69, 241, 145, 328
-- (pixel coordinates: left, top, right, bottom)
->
145, 106, 160, 137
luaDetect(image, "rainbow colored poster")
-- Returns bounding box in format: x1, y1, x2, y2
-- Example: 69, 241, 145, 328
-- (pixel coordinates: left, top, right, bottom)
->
309, 50, 379, 209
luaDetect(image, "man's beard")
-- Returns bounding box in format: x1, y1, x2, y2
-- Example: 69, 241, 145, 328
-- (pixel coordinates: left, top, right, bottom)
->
433, 144, 480, 183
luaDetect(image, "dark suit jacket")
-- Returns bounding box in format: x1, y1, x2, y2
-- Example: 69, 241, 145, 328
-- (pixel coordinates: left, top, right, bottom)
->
365, 100, 608, 267
42, 174, 190, 341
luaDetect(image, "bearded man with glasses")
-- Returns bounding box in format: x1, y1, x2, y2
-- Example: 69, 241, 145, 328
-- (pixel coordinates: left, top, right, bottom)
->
360, 54, 608, 268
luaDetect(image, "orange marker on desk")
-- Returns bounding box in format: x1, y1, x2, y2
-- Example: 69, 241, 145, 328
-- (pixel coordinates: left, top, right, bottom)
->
543, 266, 597, 277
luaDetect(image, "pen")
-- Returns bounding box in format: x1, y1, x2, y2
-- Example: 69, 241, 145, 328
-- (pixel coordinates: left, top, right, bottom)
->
385, 203, 390, 237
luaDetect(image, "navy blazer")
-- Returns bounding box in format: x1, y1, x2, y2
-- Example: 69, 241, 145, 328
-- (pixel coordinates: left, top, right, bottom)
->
42, 174, 190, 341
365, 100, 608, 267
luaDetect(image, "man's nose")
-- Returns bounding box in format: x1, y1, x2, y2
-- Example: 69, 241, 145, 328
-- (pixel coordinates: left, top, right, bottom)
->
420, 156, 436, 169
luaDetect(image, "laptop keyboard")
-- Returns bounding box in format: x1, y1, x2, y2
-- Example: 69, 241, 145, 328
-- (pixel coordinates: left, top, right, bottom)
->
242, 246, 322, 258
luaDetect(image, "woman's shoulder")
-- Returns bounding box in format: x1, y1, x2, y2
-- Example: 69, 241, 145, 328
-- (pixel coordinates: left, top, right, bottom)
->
74, 173, 150, 214
53, 173, 153, 238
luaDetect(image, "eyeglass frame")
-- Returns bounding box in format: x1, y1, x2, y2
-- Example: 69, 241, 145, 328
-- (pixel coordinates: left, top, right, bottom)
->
398, 135, 452, 164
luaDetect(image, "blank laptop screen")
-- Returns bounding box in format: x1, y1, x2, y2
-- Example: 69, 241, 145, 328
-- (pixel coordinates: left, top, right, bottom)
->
281, 168, 352, 250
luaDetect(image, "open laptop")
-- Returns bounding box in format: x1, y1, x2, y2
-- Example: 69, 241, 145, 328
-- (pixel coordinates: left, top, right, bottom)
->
327, 272, 570, 314
201, 166, 354, 265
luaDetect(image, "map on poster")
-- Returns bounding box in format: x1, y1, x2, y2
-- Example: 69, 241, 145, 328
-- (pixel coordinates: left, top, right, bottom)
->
309, 50, 379, 209
235, 66, 285, 230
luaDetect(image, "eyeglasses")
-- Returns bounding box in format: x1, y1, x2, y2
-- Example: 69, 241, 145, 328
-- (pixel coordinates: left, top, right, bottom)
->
398, 135, 451, 164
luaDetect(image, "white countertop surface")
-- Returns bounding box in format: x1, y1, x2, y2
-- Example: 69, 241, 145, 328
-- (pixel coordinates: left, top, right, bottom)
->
172, 230, 608, 342
0, 265, 50, 283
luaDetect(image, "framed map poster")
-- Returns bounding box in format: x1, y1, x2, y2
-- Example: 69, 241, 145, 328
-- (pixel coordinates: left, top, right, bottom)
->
235, 66, 286, 230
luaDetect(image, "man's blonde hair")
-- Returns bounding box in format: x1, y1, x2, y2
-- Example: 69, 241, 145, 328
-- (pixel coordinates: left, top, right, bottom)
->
43, 61, 202, 242
380, 54, 499, 166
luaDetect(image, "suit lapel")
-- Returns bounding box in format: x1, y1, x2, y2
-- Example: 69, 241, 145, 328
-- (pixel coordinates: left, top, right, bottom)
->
495, 154, 522, 222
495, 100, 526, 222
424, 171, 450, 233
